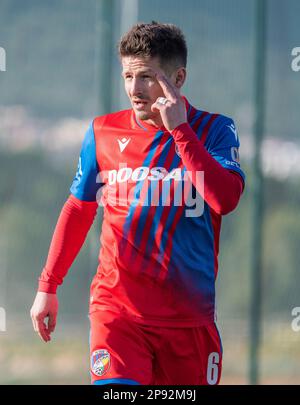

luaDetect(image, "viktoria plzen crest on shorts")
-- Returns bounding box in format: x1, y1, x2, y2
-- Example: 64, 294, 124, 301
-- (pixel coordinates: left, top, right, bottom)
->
91, 349, 111, 376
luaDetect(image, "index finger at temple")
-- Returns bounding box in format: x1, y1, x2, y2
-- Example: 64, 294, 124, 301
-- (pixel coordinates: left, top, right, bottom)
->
156, 73, 178, 101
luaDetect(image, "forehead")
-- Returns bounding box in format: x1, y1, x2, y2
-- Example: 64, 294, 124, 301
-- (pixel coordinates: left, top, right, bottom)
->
121, 55, 161, 73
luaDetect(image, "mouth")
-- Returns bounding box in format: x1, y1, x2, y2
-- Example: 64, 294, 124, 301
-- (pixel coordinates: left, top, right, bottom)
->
132, 100, 148, 110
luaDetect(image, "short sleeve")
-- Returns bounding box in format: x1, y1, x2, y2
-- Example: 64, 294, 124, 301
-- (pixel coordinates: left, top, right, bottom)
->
70, 121, 103, 201
206, 117, 246, 184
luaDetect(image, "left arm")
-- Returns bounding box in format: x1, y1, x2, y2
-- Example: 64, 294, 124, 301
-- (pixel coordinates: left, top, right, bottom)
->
151, 71, 244, 215
171, 122, 244, 215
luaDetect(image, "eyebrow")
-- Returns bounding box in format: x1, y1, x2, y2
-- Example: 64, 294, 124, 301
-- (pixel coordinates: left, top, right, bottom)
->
122, 69, 154, 76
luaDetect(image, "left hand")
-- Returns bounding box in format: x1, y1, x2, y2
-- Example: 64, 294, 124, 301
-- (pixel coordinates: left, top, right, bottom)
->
151, 72, 187, 131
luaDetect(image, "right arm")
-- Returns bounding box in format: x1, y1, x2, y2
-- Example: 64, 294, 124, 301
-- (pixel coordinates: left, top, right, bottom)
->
38, 194, 98, 294
30, 120, 103, 342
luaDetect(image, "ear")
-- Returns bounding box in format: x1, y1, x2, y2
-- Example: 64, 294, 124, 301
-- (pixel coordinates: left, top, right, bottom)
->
174, 67, 186, 89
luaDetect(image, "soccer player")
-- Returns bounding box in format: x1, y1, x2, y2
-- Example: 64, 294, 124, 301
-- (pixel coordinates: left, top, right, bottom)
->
30, 22, 245, 385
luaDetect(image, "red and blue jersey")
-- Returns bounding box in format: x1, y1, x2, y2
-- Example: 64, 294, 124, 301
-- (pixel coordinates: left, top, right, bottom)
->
69, 98, 245, 327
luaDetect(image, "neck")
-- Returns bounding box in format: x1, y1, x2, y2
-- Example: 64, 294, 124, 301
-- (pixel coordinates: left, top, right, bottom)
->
143, 116, 164, 128
134, 112, 165, 131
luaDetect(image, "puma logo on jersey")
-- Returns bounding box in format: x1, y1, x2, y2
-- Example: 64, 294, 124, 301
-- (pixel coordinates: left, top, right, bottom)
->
118, 137, 131, 152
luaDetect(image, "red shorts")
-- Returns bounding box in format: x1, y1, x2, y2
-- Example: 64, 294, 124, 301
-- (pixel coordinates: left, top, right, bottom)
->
89, 310, 223, 385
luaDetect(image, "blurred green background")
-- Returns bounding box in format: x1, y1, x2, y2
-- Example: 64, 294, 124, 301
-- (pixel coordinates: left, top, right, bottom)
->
0, 0, 300, 384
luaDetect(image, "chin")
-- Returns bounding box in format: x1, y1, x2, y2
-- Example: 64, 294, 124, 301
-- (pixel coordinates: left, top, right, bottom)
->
135, 110, 151, 121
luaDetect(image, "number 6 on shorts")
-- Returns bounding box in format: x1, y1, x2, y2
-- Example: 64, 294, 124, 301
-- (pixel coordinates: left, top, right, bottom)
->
207, 352, 220, 385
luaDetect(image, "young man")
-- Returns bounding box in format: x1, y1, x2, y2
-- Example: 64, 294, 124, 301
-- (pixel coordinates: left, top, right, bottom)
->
31, 22, 245, 385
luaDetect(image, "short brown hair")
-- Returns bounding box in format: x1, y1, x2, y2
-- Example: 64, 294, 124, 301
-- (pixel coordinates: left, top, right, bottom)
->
118, 21, 187, 70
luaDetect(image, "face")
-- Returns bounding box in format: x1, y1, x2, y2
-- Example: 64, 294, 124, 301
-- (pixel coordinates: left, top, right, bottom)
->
121, 56, 176, 125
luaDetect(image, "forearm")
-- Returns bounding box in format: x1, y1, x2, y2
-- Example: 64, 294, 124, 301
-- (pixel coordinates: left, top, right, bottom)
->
38, 194, 98, 293
171, 123, 244, 215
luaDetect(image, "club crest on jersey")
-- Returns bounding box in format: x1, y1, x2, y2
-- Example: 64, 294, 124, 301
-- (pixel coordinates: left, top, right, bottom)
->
91, 349, 111, 377
175, 143, 182, 158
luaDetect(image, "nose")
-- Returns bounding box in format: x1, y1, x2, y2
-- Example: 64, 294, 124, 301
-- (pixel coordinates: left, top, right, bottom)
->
129, 77, 143, 97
